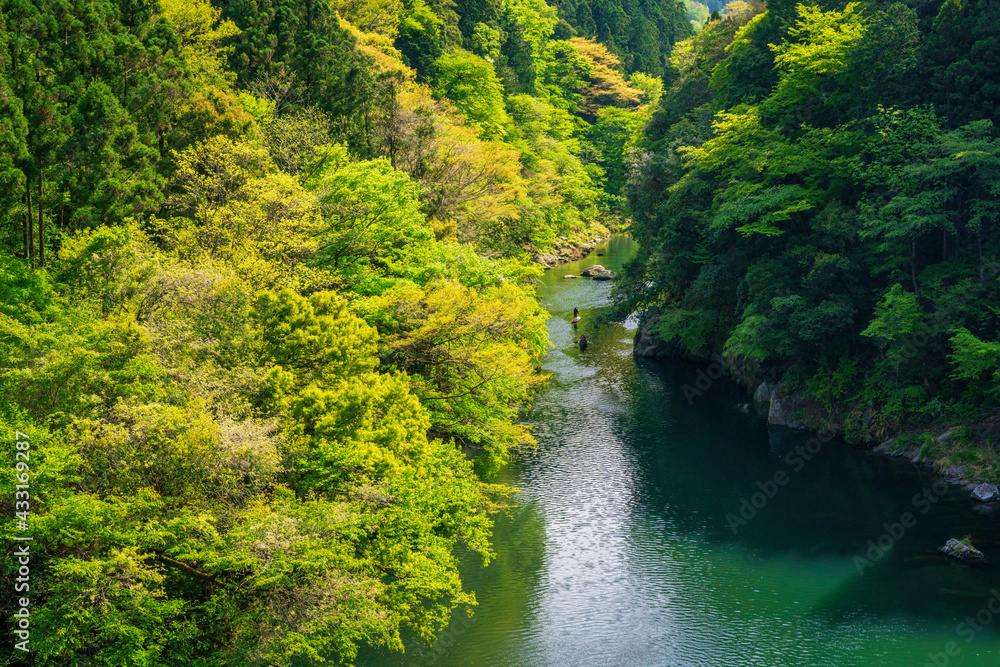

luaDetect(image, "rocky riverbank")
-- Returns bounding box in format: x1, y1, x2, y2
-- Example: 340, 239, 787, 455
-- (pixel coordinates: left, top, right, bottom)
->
532, 235, 608, 267
632, 310, 999, 499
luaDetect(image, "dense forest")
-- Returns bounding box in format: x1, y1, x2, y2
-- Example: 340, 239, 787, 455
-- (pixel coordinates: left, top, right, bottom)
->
618, 0, 1000, 476
0, 0, 687, 663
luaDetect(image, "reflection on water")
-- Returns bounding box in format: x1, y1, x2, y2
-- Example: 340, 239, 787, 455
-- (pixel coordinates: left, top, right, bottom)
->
361, 237, 1000, 667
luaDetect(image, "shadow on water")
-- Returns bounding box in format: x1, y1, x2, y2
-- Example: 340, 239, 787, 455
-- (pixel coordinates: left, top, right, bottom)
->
621, 356, 1000, 624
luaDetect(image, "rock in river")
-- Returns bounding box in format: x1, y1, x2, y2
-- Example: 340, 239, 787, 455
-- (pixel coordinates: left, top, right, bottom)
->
940, 538, 985, 562
971, 483, 999, 503
592, 270, 615, 281
580, 264, 606, 277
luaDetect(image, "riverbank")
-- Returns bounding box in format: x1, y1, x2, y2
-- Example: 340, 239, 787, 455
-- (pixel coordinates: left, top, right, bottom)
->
632, 311, 1000, 496
532, 234, 608, 267
530, 217, 630, 268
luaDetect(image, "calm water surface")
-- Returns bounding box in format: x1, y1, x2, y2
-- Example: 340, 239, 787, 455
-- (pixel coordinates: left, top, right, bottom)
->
362, 236, 1000, 667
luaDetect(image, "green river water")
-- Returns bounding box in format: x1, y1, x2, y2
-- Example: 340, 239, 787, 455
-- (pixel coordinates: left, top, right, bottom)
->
361, 236, 1000, 667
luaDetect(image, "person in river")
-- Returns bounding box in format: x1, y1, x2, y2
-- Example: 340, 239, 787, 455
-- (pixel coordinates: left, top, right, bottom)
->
574, 307, 578, 317
579, 335, 587, 351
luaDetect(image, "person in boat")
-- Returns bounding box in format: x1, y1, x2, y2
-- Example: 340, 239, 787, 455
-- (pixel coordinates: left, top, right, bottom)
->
571, 307, 581, 326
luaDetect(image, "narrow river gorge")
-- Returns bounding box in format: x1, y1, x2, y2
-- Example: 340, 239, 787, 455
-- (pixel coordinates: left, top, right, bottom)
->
363, 236, 1000, 667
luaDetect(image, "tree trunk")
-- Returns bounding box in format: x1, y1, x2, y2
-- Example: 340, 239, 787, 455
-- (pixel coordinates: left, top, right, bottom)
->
22, 190, 28, 260
26, 175, 34, 269
38, 167, 44, 266
979, 230, 984, 283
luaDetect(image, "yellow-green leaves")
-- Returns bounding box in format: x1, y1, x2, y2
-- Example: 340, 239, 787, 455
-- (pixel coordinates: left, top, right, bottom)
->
365, 278, 549, 475
293, 372, 430, 486
163, 136, 323, 290
160, 0, 241, 88
253, 288, 379, 389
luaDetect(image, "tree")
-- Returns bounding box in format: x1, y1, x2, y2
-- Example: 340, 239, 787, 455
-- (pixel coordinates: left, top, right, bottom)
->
397, 0, 445, 80
311, 156, 432, 282
162, 135, 322, 289
63, 81, 164, 228
222, 0, 371, 127
922, 0, 1000, 127
363, 278, 549, 474
433, 49, 510, 139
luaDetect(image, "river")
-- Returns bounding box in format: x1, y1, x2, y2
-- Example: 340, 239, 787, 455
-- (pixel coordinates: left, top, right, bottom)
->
362, 236, 1000, 667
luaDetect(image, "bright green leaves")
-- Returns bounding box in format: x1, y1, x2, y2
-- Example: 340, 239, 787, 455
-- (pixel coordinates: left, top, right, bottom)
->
674, 4, 872, 237
680, 107, 836, 237
254, 288, 379, 390
506, 0, 557, 57
397, 0, 445, 79
433, 49, 511, 139
949, 328, 1000, 397
53, 222, 160, 319
293, 373, 430, 487
861, 284, 925, 348
0, 312, 164, 422
247, 287, 504, 654
536, 39, 592, 115
0, 252, 53, 323
765, 2, 866, 125
311, 155, 432, 284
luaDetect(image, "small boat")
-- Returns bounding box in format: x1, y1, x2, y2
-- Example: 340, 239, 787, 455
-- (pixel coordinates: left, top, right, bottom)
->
571, 316, 581, 324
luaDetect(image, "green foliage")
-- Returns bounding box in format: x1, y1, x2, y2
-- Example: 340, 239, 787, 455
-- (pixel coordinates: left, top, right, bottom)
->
950, 328, 1000, 400
763, 2, 867, 127
554, 0, 694, 77
360, 279, 549, 475
397, 0, 445, 79
861, 284, 925, 348
0, 253, 52, 322
312, 155, 432, 285
623, 0, 1000, 445
433, 49, 511, 139
685, 0, 710, 29
253, 288, 379, 392
161, 135, 324, 290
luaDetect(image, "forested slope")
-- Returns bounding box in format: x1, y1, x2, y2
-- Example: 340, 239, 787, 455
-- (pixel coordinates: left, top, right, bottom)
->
619, 0, 1000, 475
0, 0, 679, 663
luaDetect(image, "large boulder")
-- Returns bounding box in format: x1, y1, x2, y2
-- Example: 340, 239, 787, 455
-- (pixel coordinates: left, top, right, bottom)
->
633, 310, 673, 359
940, 538, 985, 562
971, 483, 999, 503
592, 270, 615, 281
754, 381, 777, 414
766, 383, 809, 429
580, 264, 606, 277
765, 382, 839, 432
